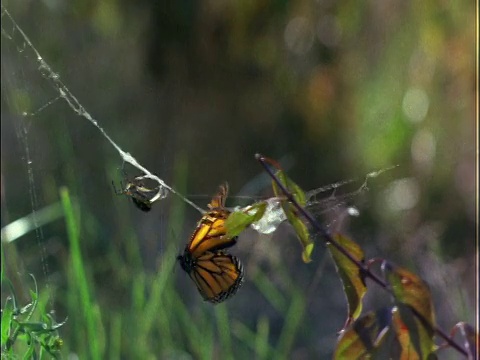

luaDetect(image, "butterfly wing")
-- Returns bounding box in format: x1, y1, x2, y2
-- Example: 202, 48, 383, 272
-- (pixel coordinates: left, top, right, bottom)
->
187, 182, 236, 257
187, 212, 237, 258
179, 182, 243, 303
188, 251, 244, 303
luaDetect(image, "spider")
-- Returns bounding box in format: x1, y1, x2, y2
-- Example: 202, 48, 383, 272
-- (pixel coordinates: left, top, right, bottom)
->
112, 174, 162, 212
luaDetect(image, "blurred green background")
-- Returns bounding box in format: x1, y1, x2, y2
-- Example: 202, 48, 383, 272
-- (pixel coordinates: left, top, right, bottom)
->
1, 0, 475, 359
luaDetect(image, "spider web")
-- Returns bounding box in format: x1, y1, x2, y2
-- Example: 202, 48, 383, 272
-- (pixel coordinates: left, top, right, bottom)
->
1, 2, 399, 301
1, 7, 202, 214
1, 0, 401, 343
1, 5, 208, 318
1, 4, 474, 360
1, 4, 389, 239
1, 4, 216, 247
0, 2, 394, 260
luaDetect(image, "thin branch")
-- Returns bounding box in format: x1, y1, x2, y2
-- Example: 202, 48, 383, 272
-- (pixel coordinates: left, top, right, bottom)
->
255, 153, 467, 357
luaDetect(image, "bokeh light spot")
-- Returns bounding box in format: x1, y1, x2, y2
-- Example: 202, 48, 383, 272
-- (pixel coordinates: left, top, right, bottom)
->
316, 15, 342, 48
385, 178, 420, 211
411, 128, 436, 167
284, 17, 314, 55
402, 87, 429, 123
347, 206, 360, 216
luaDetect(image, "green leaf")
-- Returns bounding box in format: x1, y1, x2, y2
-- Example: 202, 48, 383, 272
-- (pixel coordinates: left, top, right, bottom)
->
225, 202, 267, 238
24, 274, 38, 322
284, 206, 314, 263
1, 297, 14, 346
271, 171, 314, 263
29, 289, 38, 302
1, 242, 5, 282
19, 303, 34, 315
4, 278, 19, 314
272, 170, 307, 206
17, 321, 49, 333
43, 314, 68, 331
327, 234, 367, 328
23, 339, 36, 360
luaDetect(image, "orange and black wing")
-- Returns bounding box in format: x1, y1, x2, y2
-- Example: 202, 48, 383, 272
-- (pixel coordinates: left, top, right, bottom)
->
186, 212, 237, 258
188, 251, 244, 303
186, 183, 236, 257
178, 183, 243, 302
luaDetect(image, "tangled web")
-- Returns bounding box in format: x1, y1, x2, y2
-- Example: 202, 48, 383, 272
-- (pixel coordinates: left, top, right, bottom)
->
1, 7, 398, 358
1, 4, 391, 242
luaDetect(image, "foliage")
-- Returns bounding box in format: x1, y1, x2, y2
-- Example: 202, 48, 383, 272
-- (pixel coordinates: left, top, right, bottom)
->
1, 1, 474, 358
255, 155, 475, 359
1, 273, 66, 359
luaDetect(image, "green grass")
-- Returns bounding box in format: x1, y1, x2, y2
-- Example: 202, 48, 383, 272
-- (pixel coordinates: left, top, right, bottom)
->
11, 150, 305, 359
1, 177, 312, 359
60, 187, 103, 359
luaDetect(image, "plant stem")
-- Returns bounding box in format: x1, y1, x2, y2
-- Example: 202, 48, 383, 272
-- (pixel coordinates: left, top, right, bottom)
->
255, 153, 467, 357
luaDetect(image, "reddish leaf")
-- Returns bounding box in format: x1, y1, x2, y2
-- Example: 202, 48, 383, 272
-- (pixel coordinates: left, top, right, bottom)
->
391, 306, 438, 360
384, 263, 436, 359
383, 263, 435, 330
334, 308, 392, 359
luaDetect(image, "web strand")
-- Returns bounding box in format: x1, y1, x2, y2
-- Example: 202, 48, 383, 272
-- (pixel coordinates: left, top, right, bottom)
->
1, 6, 204, 215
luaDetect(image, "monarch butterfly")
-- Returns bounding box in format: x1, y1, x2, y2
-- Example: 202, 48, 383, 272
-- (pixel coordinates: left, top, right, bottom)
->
177, 183, 244, 303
